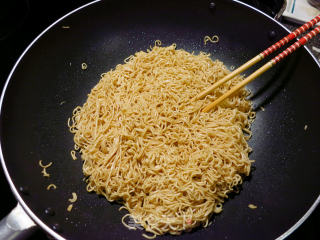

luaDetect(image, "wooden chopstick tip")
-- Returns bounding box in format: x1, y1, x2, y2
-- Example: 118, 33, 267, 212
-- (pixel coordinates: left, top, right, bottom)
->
202, 108, 210, 113
202, 103, 216, 113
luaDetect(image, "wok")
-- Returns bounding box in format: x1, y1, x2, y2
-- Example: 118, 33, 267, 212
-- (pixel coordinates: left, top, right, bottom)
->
0, 0, 319, 239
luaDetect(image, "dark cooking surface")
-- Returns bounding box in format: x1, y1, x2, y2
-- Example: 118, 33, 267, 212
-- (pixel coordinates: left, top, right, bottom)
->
0, 0, 319, 239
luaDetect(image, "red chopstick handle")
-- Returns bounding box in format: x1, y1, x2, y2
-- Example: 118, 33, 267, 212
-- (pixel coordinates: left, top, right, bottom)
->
272, 26, 320, 64
261, 15, 320, 58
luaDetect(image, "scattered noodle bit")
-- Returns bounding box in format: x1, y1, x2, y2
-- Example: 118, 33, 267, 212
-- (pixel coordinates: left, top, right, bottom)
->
204, 35, 219, 45
62, 26, 70, 29
67, 204, 73, 212
304, 125, 308, 131
230, 65, 235, 70
39, 160, 53, 177
260, 106, 265, 112
41, 169, 50, 177
142, 233, 156, 239
204, 36, 210, 45
149, 40, 162, 51
47, 184, 57, 190
248, 204, 257, 209
69, 42, 254, 237
39, 160, 52, 168
154, 40, 162, 46
69, 192, 78, 203
60, 101, 66, 106
81, 63, 87, 70
71, 150, 77, 160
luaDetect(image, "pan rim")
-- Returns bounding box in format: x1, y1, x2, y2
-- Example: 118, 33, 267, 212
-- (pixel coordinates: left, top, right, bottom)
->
0, 1, 101, 239
228, 3, 320, 240
0, 0, 319, 239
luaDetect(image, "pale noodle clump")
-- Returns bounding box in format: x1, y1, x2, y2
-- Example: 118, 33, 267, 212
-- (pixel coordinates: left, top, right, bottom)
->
68, 42, 254, 237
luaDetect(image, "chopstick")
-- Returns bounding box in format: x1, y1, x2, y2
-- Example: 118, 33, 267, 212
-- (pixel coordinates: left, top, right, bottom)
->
195, 14, 320, 101
202, 25, 320, 113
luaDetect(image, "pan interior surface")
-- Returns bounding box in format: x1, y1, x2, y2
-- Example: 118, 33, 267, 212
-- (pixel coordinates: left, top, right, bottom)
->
0, 0, 319, 239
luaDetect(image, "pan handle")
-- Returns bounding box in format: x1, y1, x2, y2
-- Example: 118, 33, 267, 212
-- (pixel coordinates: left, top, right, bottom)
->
274, 0, 287, 20
0, 204, 37, 240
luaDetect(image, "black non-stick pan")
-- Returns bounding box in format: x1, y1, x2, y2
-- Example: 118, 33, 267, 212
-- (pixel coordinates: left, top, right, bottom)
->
0, 0, 319, 239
